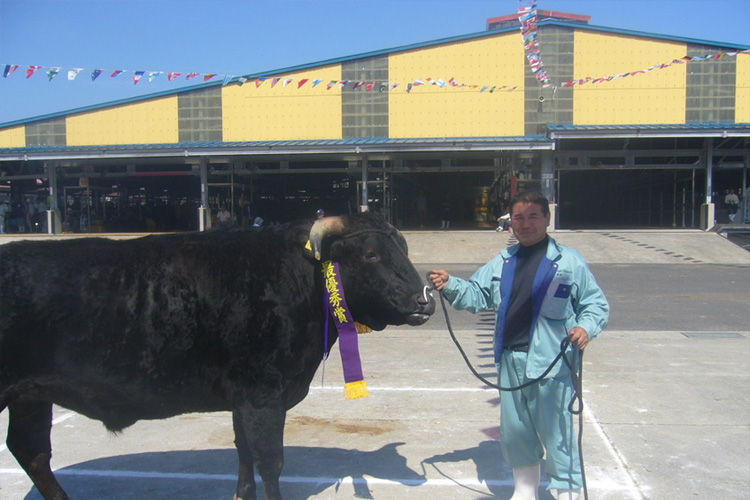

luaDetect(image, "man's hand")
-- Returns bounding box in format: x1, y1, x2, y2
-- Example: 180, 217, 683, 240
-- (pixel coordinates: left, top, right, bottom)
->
568, 326, 590, 350
430, 270, 450, 291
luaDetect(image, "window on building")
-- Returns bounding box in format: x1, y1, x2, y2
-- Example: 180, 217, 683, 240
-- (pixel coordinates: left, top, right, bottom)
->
178, 86, 223, 142
26, 118, 66, 146
342, 56, 389, 138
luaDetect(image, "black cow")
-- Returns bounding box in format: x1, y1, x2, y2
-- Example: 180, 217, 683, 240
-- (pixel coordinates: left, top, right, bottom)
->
0, 212, 435, 500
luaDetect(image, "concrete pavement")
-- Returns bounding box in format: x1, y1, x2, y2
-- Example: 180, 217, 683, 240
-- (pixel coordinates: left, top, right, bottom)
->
405, 227, 750, 265
1, 228, 748, 499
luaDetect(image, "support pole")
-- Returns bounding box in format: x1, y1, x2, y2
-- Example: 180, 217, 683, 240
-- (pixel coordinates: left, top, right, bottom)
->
360, 154, 369, 213
540, 151, 556, 231
45, 162, 62, 234
199, 159, 211, 231
701, 139, 715, 230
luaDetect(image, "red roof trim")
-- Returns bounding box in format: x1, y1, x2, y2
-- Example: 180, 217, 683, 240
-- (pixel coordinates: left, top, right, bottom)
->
487, 10, 591, 26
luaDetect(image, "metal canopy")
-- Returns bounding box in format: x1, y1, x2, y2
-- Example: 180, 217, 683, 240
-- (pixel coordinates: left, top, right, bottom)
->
547, 123, 750, 140
0, 136, 555, 164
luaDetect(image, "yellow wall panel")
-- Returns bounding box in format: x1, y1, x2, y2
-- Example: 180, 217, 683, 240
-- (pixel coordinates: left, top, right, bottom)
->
390, 34, 525, 138
223, 66, 342, 141
736, 52, 750, 123
574, 32, 687, 125
0, 125, 26, 147
66, 97, 179, 146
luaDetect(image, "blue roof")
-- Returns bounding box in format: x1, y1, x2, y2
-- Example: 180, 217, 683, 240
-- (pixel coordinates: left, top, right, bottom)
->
0, 136, 555, 160
547, 123, 750, 138
1, 19, 748, 128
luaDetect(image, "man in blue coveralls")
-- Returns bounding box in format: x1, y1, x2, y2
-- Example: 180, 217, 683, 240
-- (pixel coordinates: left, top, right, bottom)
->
430, 191, 609, 500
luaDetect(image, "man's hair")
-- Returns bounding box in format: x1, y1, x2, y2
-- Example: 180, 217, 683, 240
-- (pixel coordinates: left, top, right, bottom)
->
509, 191, 550, 217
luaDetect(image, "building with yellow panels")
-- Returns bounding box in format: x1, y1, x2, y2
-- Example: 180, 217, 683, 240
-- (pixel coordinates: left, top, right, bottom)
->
0, 11, 748, 233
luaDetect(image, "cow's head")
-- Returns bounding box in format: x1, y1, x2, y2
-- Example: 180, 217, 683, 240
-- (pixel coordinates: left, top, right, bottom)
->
309, 212, 435, 330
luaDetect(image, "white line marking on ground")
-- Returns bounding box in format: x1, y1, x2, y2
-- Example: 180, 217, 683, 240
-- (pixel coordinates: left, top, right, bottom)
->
1, 393, 643, 498
0, 409, 76, 454
584, 402, 645, 500
0, 467, 642, 493
310, 386, 492, 392
53, 410, 76, 425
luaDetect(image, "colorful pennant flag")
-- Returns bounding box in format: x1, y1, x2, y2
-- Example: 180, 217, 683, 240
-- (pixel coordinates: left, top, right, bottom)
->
67, 68, 82, 80
133, 71, 145, 85
26, 65, 42, 79
3, 64, 20, 78
91, 69, 103, 81
46, 67, 61, 81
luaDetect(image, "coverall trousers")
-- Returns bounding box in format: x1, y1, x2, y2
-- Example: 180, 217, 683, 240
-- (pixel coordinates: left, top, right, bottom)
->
498, 349, 582, 491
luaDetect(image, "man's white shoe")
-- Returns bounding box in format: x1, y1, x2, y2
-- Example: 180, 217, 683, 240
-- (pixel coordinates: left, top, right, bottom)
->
555, 488, 582, 500
509, 463, 540, 500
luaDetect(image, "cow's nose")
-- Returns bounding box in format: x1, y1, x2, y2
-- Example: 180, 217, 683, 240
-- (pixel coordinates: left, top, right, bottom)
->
415, 287, 436, 315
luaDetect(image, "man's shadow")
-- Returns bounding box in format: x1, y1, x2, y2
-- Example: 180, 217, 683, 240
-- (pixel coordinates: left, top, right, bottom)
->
22, 442, 424, 500
421, 440, 556, 499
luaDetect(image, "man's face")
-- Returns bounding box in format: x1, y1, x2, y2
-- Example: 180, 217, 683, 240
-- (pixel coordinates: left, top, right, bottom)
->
511, 202, 550, 247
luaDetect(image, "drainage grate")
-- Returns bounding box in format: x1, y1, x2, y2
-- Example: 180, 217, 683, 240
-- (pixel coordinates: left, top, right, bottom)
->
681, 332, 746, 339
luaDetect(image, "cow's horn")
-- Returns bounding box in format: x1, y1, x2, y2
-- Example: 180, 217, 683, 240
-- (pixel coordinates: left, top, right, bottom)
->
309, 216, 346, 260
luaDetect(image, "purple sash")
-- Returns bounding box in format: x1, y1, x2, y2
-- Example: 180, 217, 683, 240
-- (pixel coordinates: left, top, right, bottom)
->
322, 260, 368, 399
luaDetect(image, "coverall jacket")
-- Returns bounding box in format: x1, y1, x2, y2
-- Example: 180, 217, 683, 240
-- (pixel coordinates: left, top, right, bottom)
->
441, 236, 609, 379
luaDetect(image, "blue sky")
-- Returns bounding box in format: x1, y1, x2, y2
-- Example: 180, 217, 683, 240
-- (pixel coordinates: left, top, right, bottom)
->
1, 0, 749, 125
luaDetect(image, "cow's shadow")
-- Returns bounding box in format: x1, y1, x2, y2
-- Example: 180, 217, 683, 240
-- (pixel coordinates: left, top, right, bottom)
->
22, 442, 424, 499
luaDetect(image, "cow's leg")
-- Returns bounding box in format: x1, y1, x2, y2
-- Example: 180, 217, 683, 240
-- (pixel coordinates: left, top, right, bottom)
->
232, 401, 286, 500
232, 408, 258, 500
6, 400, 69, 500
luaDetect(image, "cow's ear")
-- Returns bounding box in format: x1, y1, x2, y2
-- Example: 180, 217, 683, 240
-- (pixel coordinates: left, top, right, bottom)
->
297, 225, 319, 261
303, 238, 318, 261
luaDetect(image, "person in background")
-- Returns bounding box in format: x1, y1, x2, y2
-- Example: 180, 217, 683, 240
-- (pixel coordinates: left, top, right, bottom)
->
430, 191, 609, 500
496, 212, 512, 232
10, 199, 26, 233
0, 199, 10, 234
440, 195, 452, 229
724, 189, 740, 222
35, 197, 48, 233
316, 208, 325, 220
216, 206, 232, 228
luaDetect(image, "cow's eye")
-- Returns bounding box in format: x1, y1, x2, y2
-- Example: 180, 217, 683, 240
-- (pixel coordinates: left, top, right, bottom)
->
364, 250, 379, 262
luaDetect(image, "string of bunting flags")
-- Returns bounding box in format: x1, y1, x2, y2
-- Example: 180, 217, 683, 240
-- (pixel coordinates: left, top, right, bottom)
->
559, 49, 749, 87
3, 43, 748, 93
4, 46, 747, 94
518, 0, 553, 88
0, 64, 522, 94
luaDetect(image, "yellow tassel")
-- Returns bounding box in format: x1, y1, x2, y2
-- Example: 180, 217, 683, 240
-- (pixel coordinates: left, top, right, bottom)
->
355, 322, 373, 334
344, 380, 369, 400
